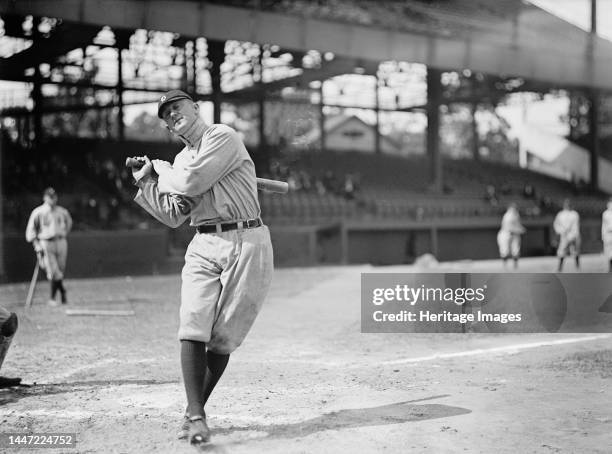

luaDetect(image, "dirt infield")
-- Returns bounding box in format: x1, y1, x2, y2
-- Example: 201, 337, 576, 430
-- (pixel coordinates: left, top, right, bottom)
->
1, 257, 612, 453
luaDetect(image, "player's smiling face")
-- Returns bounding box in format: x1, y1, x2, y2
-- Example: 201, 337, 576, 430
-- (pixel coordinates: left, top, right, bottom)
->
161, 99, 199, 133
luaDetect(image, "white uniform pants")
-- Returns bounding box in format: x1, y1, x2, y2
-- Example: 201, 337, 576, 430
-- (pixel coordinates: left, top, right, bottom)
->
179, 225, 273, 354
40, 238, 67, 280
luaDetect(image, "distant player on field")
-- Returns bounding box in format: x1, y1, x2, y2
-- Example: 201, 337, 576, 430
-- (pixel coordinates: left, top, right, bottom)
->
553, 199, 580, 272
25, 187, 73, 306
601, 198, 612, 271
497, 203, 525, 269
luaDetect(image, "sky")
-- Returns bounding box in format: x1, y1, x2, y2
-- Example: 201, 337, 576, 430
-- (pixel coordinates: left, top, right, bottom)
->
531, 0, 612, 40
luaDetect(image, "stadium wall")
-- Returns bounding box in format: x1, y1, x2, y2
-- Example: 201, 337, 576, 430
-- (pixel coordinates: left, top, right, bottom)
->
0, 218, 604, 282
339, 218, 603, 264
3, 229, 168, 282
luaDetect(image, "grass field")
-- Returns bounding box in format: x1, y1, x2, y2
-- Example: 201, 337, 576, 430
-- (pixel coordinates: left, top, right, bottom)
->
1, 255, 612, 453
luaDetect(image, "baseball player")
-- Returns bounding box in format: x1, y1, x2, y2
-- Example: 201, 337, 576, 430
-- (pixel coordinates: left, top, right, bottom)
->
601, 198, 612, 271
0, 305, 21, 388
131, 90, 273, 446
497, 203, 525, 269
25, 187, 73, 306
553, 198, 581, 271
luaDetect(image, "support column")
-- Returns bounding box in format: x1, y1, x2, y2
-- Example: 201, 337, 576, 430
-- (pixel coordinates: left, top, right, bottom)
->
30, 19, 43, 146
258, 97, 266, 151
181, 45, 189, 92
589, 93, 599, 191
191, 41, 198, 96
589, 0, 599, 191
32, 65, 43, 145
208, 39, 225, 124
471, 103, 480, 161
518, 96, 529, 168
117, 46, 124, 141
431, 226, 439, 258
427, 67, 442, 193
319, 81, 326, 152
374, 75, 381, 154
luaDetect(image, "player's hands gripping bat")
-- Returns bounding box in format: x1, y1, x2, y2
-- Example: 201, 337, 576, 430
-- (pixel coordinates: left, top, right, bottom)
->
125, 157, 289, 193
127, 156, 154, 181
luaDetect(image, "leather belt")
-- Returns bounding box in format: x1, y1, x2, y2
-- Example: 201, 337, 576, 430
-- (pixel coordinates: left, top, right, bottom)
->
196, 218, 262, 234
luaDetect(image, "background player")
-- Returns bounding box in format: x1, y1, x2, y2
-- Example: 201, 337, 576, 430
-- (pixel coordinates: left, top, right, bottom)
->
553, 198, 581, 272
25, 187, 73, 306
131, 90, 274, 447
601, 198, 612, 271
497, 202, 525, 269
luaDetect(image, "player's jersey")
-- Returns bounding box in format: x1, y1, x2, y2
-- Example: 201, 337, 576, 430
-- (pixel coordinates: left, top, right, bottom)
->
499, 210, 524, 235
25, 204, 72, 242
135, 124, 260, 226
553, 209, 580, 240
602, 209, 612, 259
602, 210, 612, 239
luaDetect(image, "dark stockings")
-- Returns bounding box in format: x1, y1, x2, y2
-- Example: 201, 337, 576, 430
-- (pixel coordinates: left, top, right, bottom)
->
181, 340, 230, 418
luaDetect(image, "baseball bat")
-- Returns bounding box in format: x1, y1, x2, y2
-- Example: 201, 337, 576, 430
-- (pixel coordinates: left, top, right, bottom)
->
25, 261, 40, 308
125, 157, 289, 194
254, 177, 289, 194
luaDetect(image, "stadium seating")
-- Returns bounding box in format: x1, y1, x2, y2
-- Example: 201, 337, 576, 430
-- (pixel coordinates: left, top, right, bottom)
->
4, 136, 608, 233
260, 150, 608, 223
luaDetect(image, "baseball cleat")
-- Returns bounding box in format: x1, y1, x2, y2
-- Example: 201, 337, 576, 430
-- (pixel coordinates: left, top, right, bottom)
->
177, 414, 190, 440
47, 299, 60, 307
187, 415, 211, 446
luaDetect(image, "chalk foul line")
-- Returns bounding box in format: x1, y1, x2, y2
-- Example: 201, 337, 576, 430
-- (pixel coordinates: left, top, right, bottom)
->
378, 334, 612, 366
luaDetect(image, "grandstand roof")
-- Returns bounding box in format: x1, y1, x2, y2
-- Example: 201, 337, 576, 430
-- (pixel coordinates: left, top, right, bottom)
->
1, 0, 611, 90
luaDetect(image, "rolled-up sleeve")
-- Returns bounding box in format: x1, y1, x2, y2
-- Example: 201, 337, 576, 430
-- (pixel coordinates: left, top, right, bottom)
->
157, 127, 241, 196
134, 177, 199, 228
25, 210, 39, 243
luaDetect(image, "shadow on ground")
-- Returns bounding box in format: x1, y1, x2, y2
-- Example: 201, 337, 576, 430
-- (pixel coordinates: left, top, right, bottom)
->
0, 379, 178, 405
211, 395, 470, 447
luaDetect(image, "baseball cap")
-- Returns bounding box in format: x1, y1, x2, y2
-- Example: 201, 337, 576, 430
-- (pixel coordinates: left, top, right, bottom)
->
157, 90, 193, 118
43, 187, 56, 197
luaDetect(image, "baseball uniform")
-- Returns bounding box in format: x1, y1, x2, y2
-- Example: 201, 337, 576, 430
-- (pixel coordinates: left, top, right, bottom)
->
25, 202, 72, 281
554, 208, 581, 257
134, 123, 273, 354
497, 208, 525, 258
602, 208, 612, 259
